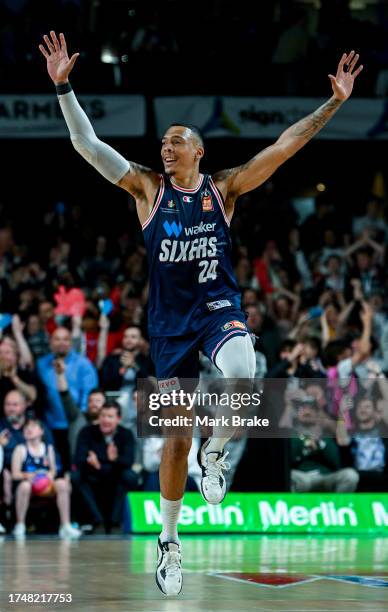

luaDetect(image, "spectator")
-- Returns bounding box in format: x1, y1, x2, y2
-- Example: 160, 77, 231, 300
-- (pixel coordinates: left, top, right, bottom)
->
38, 301, 57, 336
25, 313, 50, 360
73, 401, 138, 532
0, 337, 37, 413
352, 197, 388, 241
290, 396, 359, 492
100, 326, 152, 432
0, 437, 5, 533
37, 327, 98, 472
245, 304, 282, 369
267, 339, 317, 380
54, 352, 106, 459
143, 437, 201, 492
324, 301, 373, 426
0, 389, 55, 508
337, 396, 388, 491
11, 418, 80, 539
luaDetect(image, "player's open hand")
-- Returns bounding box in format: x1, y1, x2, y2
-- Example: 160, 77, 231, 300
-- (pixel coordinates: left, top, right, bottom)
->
39, 31, 79, 85
328, 51, 363, 101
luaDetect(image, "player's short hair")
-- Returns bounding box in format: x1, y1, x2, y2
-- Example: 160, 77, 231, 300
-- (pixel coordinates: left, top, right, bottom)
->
168, 123, 205, 148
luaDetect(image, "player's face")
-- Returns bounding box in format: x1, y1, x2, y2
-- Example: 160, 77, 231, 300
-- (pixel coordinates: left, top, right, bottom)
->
161, 127, 203, 175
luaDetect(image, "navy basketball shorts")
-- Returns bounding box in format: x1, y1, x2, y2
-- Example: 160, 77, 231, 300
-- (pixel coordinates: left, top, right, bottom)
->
149, 307, 250, 385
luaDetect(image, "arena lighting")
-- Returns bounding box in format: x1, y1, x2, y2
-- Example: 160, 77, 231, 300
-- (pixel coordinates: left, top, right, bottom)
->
101, 45, 119, 64
316, 182, 326, 192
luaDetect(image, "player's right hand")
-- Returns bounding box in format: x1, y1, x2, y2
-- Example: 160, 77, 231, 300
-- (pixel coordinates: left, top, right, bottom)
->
39, 31, 79, 85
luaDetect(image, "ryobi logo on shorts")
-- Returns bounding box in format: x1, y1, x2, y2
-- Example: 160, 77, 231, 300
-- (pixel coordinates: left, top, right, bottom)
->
222, 320, 246, 332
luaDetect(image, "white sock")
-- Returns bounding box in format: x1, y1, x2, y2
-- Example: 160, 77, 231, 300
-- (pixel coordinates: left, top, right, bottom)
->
160, 495, 182, 544
205, 437, 230, 455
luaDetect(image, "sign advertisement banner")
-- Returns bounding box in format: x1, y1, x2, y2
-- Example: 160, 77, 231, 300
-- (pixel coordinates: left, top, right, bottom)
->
0, 94, 146, 138
128, 492, 388, 534
154, 96, 388, 140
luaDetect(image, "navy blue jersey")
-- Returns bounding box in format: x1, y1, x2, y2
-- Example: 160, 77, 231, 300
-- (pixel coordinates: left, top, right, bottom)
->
142, 173, 241, 337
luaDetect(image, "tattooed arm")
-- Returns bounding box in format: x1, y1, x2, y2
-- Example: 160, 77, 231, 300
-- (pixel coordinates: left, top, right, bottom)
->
214, 51, 363, 199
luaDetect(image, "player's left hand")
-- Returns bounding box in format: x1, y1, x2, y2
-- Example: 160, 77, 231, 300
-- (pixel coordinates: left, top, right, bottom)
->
329, 51, 363, 101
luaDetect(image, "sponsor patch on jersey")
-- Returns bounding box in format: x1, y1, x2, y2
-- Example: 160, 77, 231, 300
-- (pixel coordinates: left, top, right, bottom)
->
182, 195, 193, 203
207, 299, 232, 311
222, 320, 246, 332
201, 190, 214, 211
158, 376, 181, 394
167, 199, 176, 208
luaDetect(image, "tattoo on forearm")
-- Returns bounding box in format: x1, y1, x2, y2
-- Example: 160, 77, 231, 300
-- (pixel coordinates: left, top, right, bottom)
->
292, 98, 342, 140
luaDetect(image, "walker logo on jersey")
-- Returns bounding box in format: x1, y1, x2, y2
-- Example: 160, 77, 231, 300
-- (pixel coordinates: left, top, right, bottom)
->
182, 195, 193, 203
167, 199, 176, 208
184, 222, 216, 236
163, 220, 182, 238
222, 320, 246, 332
201, 190, 214, 211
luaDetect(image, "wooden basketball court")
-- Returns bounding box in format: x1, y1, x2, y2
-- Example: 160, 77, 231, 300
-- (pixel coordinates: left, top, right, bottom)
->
0, 534, 386, 611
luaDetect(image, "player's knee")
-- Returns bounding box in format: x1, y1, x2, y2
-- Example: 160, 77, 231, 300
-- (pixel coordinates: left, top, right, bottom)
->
216, 334, 256, 379
164, 437, 192, 461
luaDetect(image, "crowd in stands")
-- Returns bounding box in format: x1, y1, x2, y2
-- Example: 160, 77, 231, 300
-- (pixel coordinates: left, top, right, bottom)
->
1, 0, 388, 95
0, 177, 387, 537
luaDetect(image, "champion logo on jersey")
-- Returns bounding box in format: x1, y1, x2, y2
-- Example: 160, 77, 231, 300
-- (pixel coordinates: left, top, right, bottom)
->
201, 190, 214, 211
182, 195, 193, 203
222, 320, 246, 332
163, 220, 182, 238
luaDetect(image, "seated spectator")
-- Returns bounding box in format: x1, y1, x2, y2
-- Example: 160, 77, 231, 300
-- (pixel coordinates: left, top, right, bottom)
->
290, 396, 359, 492
337, 397, 388, 492
37, 326, 98, 472
11, 418, 80, 539
73, 401, 138, 532
0, 390, 55, 508
0, 336, 38, 414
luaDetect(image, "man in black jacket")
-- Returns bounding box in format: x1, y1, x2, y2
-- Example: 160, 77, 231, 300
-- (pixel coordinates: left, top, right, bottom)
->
73, 400, 138, 531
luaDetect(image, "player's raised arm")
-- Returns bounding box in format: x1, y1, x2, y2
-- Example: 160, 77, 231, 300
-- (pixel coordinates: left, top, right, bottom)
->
38, 31, 159, 201
214, 51, 363, 198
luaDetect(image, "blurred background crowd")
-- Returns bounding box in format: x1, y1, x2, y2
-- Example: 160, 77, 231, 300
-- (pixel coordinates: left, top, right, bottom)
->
2, 0, 388, 95
0, 0, 387, 538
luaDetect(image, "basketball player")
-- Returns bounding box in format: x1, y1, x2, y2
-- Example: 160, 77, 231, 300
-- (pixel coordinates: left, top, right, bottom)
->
39, 31, 362, 596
